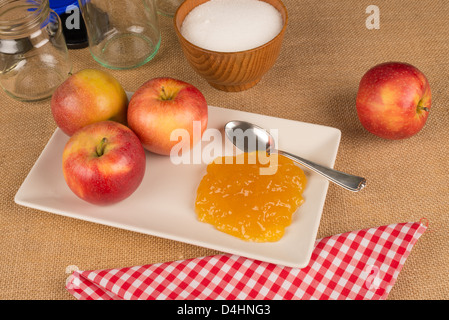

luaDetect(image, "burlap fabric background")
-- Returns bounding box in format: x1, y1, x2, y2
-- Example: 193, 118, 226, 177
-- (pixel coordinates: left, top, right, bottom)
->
1, 0, 448, 299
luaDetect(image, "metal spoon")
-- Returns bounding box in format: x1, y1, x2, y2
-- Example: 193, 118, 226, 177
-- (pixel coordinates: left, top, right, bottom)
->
224, 120, 366, 192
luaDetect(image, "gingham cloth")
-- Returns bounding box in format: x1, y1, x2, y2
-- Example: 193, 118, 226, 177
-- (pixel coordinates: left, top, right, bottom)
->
66, 222, 426, 300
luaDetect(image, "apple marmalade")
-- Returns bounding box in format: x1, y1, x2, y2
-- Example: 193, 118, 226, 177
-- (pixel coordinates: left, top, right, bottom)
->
195, 152, 307, 242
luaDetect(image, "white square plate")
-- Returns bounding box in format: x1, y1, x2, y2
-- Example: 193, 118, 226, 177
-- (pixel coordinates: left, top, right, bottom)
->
15, 95, 341, 268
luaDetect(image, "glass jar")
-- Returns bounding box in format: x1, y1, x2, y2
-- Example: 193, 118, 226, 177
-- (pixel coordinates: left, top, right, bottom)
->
78, 0, 161, 70
0, 0, 72, 101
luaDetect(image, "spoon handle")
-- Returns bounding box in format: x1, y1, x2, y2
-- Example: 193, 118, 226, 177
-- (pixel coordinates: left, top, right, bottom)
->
277, 150, 366, 192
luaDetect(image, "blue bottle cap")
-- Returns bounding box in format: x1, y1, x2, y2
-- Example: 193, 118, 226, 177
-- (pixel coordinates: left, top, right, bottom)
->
49, 0, 80, 15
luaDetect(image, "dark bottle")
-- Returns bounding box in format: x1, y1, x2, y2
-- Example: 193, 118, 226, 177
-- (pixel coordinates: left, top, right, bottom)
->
49, 0, 88, 49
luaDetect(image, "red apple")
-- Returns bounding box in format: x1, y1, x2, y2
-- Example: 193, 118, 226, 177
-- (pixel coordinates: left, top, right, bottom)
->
127, 77, 208, 155
356, 62, 431, 140
51, 69, 128, 136
62, 121, 146, 205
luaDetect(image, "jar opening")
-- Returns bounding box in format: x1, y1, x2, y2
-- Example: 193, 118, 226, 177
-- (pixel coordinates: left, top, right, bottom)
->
0, 0, 50, 38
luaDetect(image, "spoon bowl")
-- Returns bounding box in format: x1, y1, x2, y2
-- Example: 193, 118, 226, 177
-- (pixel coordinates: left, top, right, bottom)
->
224, 120, 274, 153
224, 120, 367, 192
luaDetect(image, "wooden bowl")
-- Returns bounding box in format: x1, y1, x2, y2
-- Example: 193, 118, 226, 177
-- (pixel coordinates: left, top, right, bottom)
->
174, 0, 288, 92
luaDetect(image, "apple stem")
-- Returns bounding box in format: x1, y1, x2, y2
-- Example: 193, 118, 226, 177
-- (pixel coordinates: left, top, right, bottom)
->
417, 99, 429, 113
161, 86, 168, 100
96, 137, 108, 157
160, 86, 174, 101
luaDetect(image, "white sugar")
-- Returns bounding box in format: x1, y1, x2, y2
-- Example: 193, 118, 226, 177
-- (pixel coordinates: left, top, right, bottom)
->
180, 0, 283, 52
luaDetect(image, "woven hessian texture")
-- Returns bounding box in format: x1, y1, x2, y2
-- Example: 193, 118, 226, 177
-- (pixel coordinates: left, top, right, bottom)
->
1, 0, 448, 299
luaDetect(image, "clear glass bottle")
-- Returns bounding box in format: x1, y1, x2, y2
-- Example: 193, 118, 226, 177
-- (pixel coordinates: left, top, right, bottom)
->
78, 0, 161, 70
0, 0, 72, 101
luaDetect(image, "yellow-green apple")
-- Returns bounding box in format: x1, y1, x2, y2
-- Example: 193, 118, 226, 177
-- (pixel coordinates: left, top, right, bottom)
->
62, 121, 146, 205
356, 62, 431, 140
51, 69, 128, 136
127, 77, 208, 156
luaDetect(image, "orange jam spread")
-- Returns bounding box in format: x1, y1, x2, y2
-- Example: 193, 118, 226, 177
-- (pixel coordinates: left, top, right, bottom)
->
195, 152, 307, 242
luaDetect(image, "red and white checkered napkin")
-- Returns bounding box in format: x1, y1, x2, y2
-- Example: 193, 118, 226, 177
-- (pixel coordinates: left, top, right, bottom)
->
66, 222, 426, 300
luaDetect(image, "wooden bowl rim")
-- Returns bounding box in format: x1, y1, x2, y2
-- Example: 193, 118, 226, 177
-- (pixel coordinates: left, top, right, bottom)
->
173, 0, 288, 55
